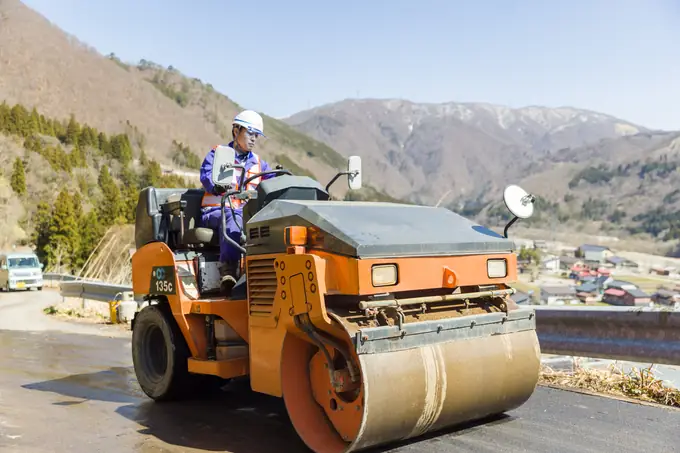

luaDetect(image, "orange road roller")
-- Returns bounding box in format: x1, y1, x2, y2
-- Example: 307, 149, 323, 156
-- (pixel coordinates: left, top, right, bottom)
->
130, 145, 541, 452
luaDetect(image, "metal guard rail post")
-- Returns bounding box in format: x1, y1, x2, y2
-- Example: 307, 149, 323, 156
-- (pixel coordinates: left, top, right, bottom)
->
533, 305, 680, 367
59, 281, 133, 302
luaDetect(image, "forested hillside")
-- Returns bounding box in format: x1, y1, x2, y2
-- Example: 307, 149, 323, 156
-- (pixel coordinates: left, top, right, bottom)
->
0, 101, 191, 272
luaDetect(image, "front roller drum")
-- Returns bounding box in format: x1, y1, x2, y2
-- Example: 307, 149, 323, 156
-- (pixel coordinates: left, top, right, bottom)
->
281, 311, 541, 453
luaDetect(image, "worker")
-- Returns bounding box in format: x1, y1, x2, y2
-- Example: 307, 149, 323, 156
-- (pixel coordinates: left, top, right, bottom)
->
199, 110, 275, 294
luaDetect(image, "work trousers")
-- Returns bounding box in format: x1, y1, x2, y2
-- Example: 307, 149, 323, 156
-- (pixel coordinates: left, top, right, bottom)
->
200, 207, 243, 263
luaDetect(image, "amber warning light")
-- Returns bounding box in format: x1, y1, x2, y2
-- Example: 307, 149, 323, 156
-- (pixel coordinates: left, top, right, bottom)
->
284, 226, 308, 246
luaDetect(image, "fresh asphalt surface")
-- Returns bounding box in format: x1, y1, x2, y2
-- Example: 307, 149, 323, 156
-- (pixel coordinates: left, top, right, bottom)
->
0, 290, 678, 453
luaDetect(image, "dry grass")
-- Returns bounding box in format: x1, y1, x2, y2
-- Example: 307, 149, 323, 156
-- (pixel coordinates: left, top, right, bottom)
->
77, 224, 134, 285
43, 296, 109, 324
540, 362, 680, 408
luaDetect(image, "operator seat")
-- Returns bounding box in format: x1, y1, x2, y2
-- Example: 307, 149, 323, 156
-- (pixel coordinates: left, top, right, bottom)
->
134, 187, 219, 251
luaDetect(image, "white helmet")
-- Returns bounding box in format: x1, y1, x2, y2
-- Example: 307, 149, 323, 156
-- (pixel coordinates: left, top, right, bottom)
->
232, 110, 266, 137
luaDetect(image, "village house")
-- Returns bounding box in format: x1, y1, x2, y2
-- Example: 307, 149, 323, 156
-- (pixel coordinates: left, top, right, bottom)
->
651, 289, 680, 308
511, 290, 532, 305
576, 244, 614, 263
541, 256, 560, 273
602, 281, 651, 306
533, 240, 548, 250
575, 282, 600, 304
560, 256, 584, 272
604, 279, 638, 291
540, 285, 579, 305
605, 256, 639, 270
650, 266, 676, 276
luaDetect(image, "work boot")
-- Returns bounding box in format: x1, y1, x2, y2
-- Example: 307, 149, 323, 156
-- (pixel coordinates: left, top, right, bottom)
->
218, 261, 238, 295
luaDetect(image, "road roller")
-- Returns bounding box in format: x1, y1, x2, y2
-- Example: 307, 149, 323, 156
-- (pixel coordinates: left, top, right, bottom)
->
130, 145, 541, 452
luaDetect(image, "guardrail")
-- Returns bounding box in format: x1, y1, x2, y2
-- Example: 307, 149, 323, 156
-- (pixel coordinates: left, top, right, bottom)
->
57, 279, 135, 324
55, 278, 680, 365
59, 280, 132, 302
533, 305, 680, 367
43, 272, 79, 286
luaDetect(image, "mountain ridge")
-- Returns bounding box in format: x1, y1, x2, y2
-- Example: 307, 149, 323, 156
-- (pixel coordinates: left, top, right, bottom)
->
284, 98, 680, 244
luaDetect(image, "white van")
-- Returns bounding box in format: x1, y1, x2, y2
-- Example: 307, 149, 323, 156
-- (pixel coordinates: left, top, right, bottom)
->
0, 252, 44, 291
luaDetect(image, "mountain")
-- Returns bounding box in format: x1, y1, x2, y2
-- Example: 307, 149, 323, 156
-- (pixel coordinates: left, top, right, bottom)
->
285, 99, 680, 244
284, 98, 652, 204
0, 0, 386, 193
504, 131, 680, 241
0, 0, 397, 265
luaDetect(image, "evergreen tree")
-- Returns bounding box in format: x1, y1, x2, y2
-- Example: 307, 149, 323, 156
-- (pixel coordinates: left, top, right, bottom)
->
70, 144, 87, 168
72, 191, 84, 220
98, 132, 112, 156
9, 104, 29, 136
79, 126, 93, 148
142, 160, 163, 187
139, 148, 148, 166
0, 101, 10, 133
44, 190, 80, 271
77, 175, 91, 197
52, 118, 65, 139
97, 165, 125, 226
65, 114, 80, 146
10, 157, 26, 196
31, 202, 52, 264
111, 134, 133, 164
77, 210, 103, 268
29, 108, 41, 135
120, 165, 139, 223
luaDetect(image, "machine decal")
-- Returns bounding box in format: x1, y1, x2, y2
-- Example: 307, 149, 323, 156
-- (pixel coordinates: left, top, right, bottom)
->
150, 266, 177, 295
176, 262, 199, 300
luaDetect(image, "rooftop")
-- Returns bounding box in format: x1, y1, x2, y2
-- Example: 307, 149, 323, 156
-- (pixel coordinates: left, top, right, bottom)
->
579, 244, 611, 252
577, 283, 599, 293
541, 285, 577, 296
626, 288, 650, 299
512, 291, 532, 304
606, 280, 638, 290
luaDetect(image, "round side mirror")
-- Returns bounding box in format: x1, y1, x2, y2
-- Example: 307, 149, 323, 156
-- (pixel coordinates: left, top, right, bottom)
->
348, 156, 362, 190
503, 185, 535, 219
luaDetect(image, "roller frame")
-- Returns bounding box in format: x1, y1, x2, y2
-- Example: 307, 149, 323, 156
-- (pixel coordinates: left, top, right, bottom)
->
130, 233, 541, 453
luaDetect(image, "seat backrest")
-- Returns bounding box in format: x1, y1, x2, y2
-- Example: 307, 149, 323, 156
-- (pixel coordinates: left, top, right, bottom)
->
135, 187, 207, 250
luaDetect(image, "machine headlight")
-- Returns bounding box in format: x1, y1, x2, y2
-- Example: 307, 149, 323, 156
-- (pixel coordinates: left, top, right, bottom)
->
487, 259, 507, 278
372, 264, 398, 287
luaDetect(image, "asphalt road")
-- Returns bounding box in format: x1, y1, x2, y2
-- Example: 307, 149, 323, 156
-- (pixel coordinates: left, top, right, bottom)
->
0, 290, 678, 453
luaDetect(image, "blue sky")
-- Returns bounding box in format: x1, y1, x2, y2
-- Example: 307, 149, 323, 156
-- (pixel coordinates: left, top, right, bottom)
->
22, 0, 680, 129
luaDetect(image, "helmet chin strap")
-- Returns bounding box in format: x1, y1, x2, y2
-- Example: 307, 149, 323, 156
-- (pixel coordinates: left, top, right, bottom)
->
232, 128, 249, 156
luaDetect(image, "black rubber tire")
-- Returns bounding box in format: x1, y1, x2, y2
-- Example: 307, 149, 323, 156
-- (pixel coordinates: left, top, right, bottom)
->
131, 304, 193, 401
131, 303, 228, 401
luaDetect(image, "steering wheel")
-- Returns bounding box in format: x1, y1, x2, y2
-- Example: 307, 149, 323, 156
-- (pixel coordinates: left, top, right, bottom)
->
240, 168, 292, 188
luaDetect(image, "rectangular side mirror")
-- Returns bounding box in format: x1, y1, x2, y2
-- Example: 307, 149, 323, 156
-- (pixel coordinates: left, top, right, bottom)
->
211, 145, 237, 187
348, 155, 362, 190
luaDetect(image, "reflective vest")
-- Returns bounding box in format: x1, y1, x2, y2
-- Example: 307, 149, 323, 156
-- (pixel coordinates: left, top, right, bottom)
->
202, 153, 262, 209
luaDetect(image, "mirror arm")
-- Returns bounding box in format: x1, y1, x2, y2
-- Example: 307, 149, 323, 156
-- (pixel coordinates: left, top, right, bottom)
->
503, 216, 519, 238
325, 170, 356, 193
